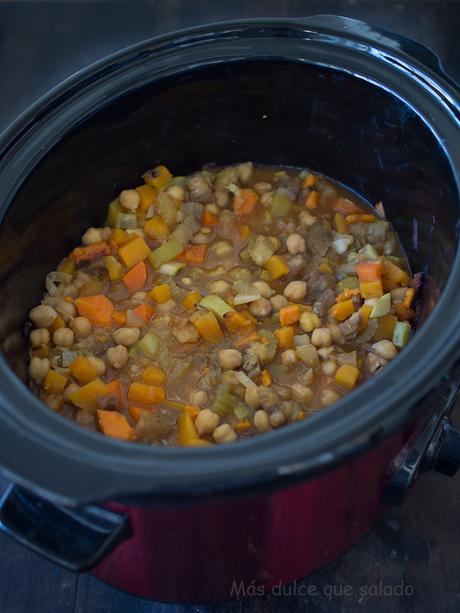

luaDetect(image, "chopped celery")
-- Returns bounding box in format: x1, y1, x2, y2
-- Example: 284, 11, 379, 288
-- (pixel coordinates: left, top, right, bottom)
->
233, 282, 261, 305
233, 402, 249, 421
212, 384, 236, 416
271, 192, 293, 218
107, 199, 122, 227
358, 243, 379, 260
199, 295, 234, 318
338, 277, 359, 291
116, 212, 138, 229
370, 293, 391, 318
254, 330, 277, 364
148, 237, 183, 269
169, 357, 193, 381
138, 331, 160, 358
240, 234, 276, 266
158, 262, 185, 276
393, 321, 411, 348
356, 319, 378, 343
296, 344, 319, 368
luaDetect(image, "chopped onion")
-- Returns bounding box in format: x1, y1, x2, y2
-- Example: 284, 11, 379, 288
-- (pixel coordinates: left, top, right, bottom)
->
61, 350, 77, 367
235, 371, 257, 389
126, 309, 145, 327
46, 271, 72, 296
233, 281, 261, 305
331, 234, 354, 255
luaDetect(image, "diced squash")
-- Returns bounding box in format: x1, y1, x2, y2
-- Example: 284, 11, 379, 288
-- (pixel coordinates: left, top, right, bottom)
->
303, 173, 317, 187
127, 382, 165, 405
202, 210, 219, 226
403, 287, 415, 309
70, 356, 98, 384
305, 190, 319, 210
358, 304, 373, 332
128, 406, 151, 423
238, 224, 251, 239
178, 245, 207, 264
335, 364, 360, 391
43, 369, 67, 394
383, 260, 410, 286
97, 410, 135, 440
261, 369, 272, 386
131, 303, 154, 325
50, 315, 65, 331
264, 255, 289, 280
357, 260, 383, 282
34, 345, 50, 359
335, 288, 360, 303
319, 259, 333, 274
149, 284, 172, 304
394, 303, 416, 320
374, 315, 398, 341
104, 255, 123, 281
111, 228, 130, 245
359, 280, 383, 299
233, 420, 251, 432
75, 294, 114, 328
142, 365, 166, 385
106, 378, 123, 404
177, 411, 199, 446
182, 290, 201, 310
274, 326, 294, 349
112, 310, 127, 326
345, 214, 376, 224
68, 378, 109, 413
58, 258, 75, 274
118, 236, 151, 268
136, 184, 157, 211
279, 305, 300, 326
333, 212, 348, 234
144, 216, 171, 240
223, 311, 253, 333
330, 299, 354, 321
123, 261, 147, 291
143, 165, 172, 189
148, 237, 183, 269
191, 311, 223, 342
233, 188, 259, 216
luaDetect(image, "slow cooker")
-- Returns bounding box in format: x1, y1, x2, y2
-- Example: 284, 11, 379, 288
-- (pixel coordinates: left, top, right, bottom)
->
0, 15, 459, 603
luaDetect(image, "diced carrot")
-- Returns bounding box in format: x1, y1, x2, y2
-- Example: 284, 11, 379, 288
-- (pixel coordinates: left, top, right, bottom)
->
335, 364, 360, 391
358, 304, 373, 332
303, 173, 317, 188
359, 280, 383, 299
202, 210, 219, 226
43, 369, 67, 394
336, 288, 360, 303
332, 197, 362, 216
191, 311, 223, 342
70, 241, 111, 263
75, 294, 114, 328
279, 305, 300, 326
128, 406, 152, 423
182, 290, 201, 310
106, 378, 123, 404
127, 382, 165, 405
118, 236, 151, 268
135, 184, 157, 211
97, 410, 135, 440
223, 311, 253, 333
233, 420, 251, 432
144, 216, 171, 240
394, 303, 416, 320
112, 310, 127, 326
357, 260, 383, 282
232, 188, 259, 216
149, 284, 171, 304
142, 365, 166, 385
403, 287, 415, 309
330, 299, 355, 321
274, 326, 294, 349
178, 245, 207, 264
345, 214, 376, 224
132, 303, 154, 325
261, 369, 272, 386
305, 191, 319, 210
383, 260, 410, 287
123, 260, 147, 292
69, 356, 98, 384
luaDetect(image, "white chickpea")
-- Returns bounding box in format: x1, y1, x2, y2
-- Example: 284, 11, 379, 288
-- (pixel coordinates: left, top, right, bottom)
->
249, 298, 272, 319
119, 189, 140, 212
286, 233, 306, 255
189, 390, 209, 407
254, 409, 271, 433
30, 328, 50, 347
311, 327, 332, 348
270, 294, 289, 311
254, 181, 272, 194
166, 185, 185, 201
253, 281, 274, 299
113, 327, 140, 346
195, 409, 220, 436
299, 369, 315, 386
281, 349, 298, 368
317, 346, 335, 360
29, 304, 57, 328
372, 340, 397, 360
213, 424, 237, 444
53, 327, 74, 347
56, 299, 76, 321
237, 161, 253, 183
106, 345, 129, 369
88, 356, 106, 376
291, 383, 313, 405
215, 191, 229, 208
299, 211, 317, 226
181, 277, 193, 287
70, 316, 92, 338
205, 202, 219, 215
211, 240, 233, 257
157, 299, 176, 313
29, 357, 50, 384
284, 281, 307, 301
245, 386, 261, 408
82, 227, 102, 245
269, 410, 287, 428
209, 280, 231, 294
321, 389, 341, 406
322, 360, 337, 376
260, 191, 274, 206
218, 349, 243, 370
132, 291, 148, 302
300, 311, 322, 333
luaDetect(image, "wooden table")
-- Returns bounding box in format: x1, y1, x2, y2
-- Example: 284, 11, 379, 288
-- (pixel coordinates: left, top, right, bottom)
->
1, 2, 460, 611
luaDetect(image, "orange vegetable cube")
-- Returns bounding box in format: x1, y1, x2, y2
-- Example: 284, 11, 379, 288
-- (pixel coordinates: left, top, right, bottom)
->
43, 369, 67, 394
305, 190, 319, 209
97, 410, 135, 440
233, 188, 259, 216
303, 173, 317, 188
131, 303, 155, 325
144, 216, 171, 240
127, 382, 165, 405
69, 356, 98, 384
359, 280, 383, 299
50, 314, 65, 331
118, 236, 151, 268
128, 406, 151, 423
345, 214, 376, 224
68, 378, 109, 413
202, 210, 219, 226
335, 364, 360, 391
358, 304, 373, 332
223, 311, 253, 333
274, 326, 294, 349
383, 260, 410, 286
374, 315, 398, 341
264, 255, 289, 280
123, 260, 147, 291
191, 311, 223, 342
149, 284, 171, 304
177, 411, 199, 446
111, 228, 130, 245
143, 165, 172, 189
238, 224, 252, 239
261, 369, 272, 386
104, 255, 123, 281
112, 310, 127, 326
357, 260, 383, 282
135, 184, 157, 211
75, 294, 114, 328
106, 378, 123, 404
142, 365, 166, 385
182, 290, 201, 310
330, 299, 355, 321
279, 305, 300, 326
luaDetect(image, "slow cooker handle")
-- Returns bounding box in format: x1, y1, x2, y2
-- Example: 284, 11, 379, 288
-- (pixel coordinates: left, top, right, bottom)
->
0, 485, 130, 571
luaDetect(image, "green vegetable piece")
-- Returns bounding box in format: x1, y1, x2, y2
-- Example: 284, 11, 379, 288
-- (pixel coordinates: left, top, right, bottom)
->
338, 277, 359, 291
158, 262, 186, 276
107, 199, 122, 227
148, 237, 183, 270
254, 330, 277, 364
370, 293, 391, 318
116, 212, 138, 229
138, 331, 160, 358
393, 321, 411, 348
199, 295, 234, 319
358, 243, 379, 260
271, 192, 293, 218
233, 402, 249, 421
212, 384, 236, 416
296, 343, 319, 368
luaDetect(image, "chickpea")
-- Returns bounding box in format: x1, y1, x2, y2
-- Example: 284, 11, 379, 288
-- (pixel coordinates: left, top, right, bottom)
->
181, 277, 193, 287
281, 349, 298, 368
56, 299, 76, 321
205, 202, 219, 215
311, 327, 332, 348
209, 280, 231, 294
73, 271, 90, 289
88, 356, 106, 376
211, 240, 233, 257
157, 299, 176, 313
219, 349, 243, 370
254, 181, 272, 194
245, 386, 261, 408
132, 291, 148, 302
189, 390, 209, 407
29, 357, 50, 384
30, 328, 50, 347
249, 298, 272, 319
322, 360, 337, 376
254, 409, 271, 433
299, 211, 317, 226
270, 294, 289, 311
53, 327, 74, 347
300, 311, 322, 333
173, 324, 200, 344
321, 389, 341, 406
119, 189, 140, 212
29, 304, 57, 328
64, 383, 79, 401
286, 233, 306, 255
213, 423, 237, 444
70, 316, 92, 338
237, 161, 253, 183
106, 345, 128, 369
372, 340, 397, 360
260, 191, 274, 206
253, 281, 274, 299
113, 327, 140, 346
215, 191, 229, 208
269, 410, 287, 428
317, 346, 335, 360
166, 185, 185, 201
291, 383, 313, 405
82, 227, 102, 245
195, 409, 220, 435
284, 280, 307, 301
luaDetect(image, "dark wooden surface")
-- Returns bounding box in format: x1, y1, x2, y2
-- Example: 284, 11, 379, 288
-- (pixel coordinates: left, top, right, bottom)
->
1, 1, 460, 611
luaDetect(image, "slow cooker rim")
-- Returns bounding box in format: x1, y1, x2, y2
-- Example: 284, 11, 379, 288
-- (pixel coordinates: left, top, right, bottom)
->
0, 16, 459, 505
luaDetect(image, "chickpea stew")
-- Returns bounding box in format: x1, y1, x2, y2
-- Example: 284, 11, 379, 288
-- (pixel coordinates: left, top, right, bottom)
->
27, 163, 420, 446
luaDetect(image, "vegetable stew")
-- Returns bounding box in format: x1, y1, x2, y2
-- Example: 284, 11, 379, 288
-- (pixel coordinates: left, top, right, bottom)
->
27, 163, 419, 446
